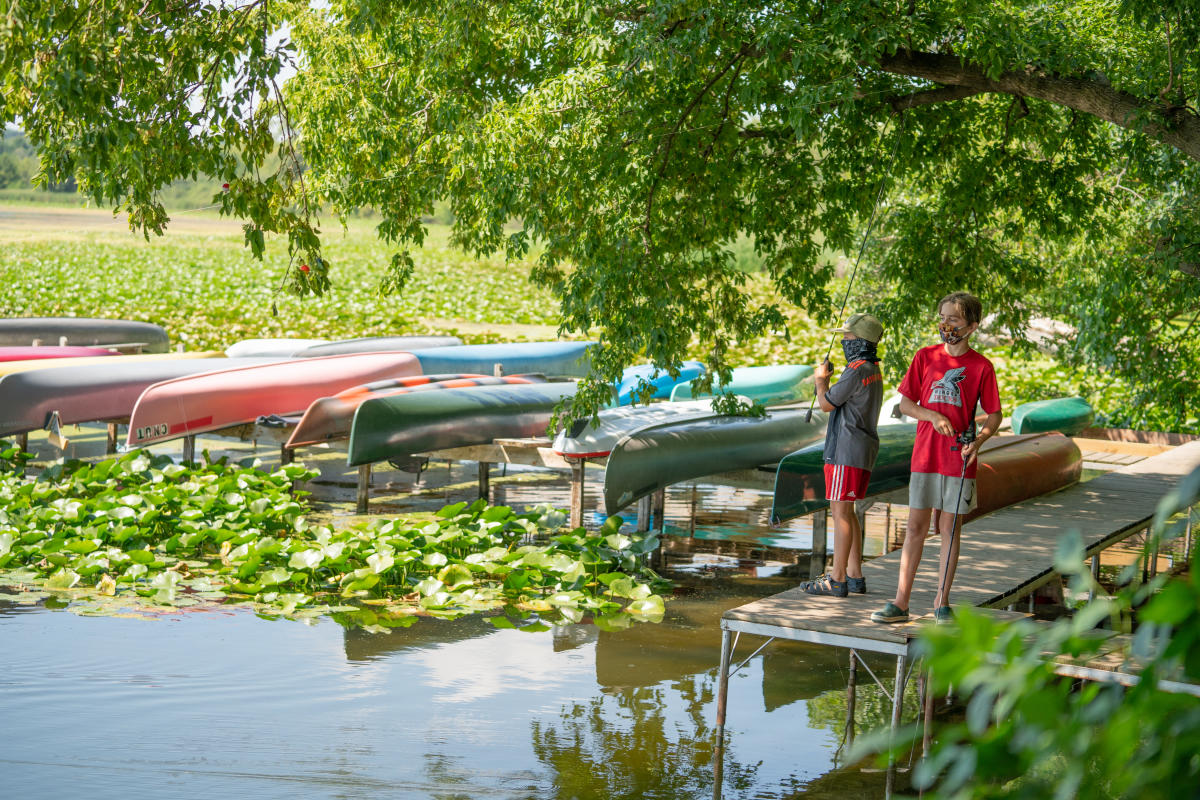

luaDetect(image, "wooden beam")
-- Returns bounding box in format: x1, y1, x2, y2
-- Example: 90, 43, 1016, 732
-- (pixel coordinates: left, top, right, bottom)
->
357, 464, 371, 514
569, 460, 586, 529
478, 461, 491, 502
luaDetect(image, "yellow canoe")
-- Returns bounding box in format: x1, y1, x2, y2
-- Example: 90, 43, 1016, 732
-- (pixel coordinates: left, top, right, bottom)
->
0, 351, 224, 378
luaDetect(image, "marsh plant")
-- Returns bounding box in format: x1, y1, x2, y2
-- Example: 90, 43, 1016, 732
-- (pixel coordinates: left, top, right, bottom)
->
0, 443, 669, 631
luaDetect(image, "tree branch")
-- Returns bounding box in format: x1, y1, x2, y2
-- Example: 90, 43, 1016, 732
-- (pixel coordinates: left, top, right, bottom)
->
877, 50, 1200, 161
887, 84, 982, 112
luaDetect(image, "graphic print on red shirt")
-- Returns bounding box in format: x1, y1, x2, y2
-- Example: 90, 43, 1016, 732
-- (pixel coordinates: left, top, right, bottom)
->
898, 344, 1001, 479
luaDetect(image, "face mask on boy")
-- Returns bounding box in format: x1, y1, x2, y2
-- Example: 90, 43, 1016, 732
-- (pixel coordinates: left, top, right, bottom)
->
939, 321, 967, 345
842, 338, 879, 363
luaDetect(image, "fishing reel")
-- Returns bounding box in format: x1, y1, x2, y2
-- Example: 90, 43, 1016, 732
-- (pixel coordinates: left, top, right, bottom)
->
951, 422, 977, 451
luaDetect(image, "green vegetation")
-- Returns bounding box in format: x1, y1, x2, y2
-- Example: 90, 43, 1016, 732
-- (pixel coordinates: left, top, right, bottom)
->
857, 464, 1200, 797
0, 443, 669, 630
5, 2, 1199, 425
1, 205, 1182, 429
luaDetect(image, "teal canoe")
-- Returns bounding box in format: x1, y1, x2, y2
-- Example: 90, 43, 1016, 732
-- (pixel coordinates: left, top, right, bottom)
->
1011, 396, 1094, 436
347, 382, 576, 466
405, 341, 594, 378
669, 364, 813, 406
601, 408, 828, 514
771, 424, 918, 524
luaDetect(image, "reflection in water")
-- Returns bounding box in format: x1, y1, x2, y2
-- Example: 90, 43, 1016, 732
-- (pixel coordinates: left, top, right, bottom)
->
6, 429, 919, 798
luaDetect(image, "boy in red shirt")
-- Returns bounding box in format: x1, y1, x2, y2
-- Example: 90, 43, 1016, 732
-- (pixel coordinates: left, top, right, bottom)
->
871, 292, 1002, 624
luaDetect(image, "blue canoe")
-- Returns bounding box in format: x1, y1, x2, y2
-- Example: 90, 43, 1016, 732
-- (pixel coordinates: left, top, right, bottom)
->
615, 361, 706, 405
405, 341, 594, 378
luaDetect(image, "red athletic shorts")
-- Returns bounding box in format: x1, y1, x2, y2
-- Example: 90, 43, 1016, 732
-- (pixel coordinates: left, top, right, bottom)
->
824, 464, 871, 502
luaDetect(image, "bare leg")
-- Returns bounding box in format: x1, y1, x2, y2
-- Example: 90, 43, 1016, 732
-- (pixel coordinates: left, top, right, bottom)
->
894, 507, 933, 611
830, 501, 859, 582
933, 509, 962, 608
828, 501, 863, 581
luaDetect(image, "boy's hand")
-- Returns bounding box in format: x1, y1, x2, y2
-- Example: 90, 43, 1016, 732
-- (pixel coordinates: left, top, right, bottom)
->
814, 359, 834, 381
926, 411, 955, 437
961, 437, 982, 466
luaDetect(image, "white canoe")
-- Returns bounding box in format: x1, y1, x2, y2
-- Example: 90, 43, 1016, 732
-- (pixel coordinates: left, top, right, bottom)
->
224, 338, 330, 357
0, 351, 223, 379
126, 352, 422, 447
552, 399, 731, 459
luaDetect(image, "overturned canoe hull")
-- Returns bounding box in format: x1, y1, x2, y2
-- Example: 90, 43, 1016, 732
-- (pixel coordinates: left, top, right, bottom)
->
347, 382, 577, 467
1011, 396, 1094, 436
0, 357, 278, 437
616, 361, 705, 405
0, 317, 170, 352
965, 432, 1082, 522
224, 338, 328, 357
552, 399, 722, 459
126, 352, 422, 447
602, 409, 828, 514
405, 341, 594, 378
0, 346, 117, 362
0, 351, 222, 379
669, 364, 814, 406
294, 335, 464, 357
286, 374, 543, 449
771, 424, 919, 524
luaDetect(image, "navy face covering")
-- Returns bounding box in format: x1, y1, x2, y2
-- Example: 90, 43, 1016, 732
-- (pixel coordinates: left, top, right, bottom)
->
842, 338, 879, 363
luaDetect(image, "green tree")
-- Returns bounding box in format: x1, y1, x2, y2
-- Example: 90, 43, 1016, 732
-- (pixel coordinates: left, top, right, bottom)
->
4, 1, 1199, 423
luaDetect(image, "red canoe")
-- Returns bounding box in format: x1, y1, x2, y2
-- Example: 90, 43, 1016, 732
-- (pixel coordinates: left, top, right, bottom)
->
126, 352, 422, 447
964, 432, 1082, 522
285, 374, 544, 449
0, 345, 118, 362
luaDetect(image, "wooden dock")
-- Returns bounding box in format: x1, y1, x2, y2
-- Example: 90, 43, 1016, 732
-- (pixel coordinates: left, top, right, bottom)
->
713, 441, 1200, 796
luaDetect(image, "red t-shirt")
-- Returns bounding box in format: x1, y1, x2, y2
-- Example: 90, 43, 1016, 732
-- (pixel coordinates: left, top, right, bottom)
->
898, 344, 1001, 479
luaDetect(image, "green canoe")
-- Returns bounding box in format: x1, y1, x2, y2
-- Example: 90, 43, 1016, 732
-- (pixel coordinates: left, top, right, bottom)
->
602, 408, 828, 514
669, 364, 814, 406
1011, 396, 1094, 436
347, 382, 576, 467
770, 424, 918, 524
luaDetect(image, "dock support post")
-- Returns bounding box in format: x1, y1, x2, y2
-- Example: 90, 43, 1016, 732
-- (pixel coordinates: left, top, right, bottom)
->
106, 423, 119, 454
715, 628, 733, 743
1149, 524, 1160, 579
1089, 554, 1100, 601
653, 488, 665, 532
357, 465, 371, 514
281, 446, 293, 465
811, 510, 828, 579
921, 668, 935, 757
478, 461, 491, 503
16, 432, 27, 453
636, 495, 652, 532
182, 435, 195, 464
846, 649, 858, 746
885, 654, 909, 800
689, 483, 698, 536
569, 460, 585, 529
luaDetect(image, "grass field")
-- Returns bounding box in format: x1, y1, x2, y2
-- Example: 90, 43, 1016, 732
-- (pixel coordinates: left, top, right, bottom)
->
0, 201, 1188, 432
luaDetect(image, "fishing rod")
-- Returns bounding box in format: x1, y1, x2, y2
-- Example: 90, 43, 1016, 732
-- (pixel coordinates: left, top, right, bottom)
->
937, 422, 977, 617
805, 112, 907, 423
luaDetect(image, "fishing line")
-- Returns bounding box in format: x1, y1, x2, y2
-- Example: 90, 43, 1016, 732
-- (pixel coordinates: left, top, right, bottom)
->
805, 111, 908, 423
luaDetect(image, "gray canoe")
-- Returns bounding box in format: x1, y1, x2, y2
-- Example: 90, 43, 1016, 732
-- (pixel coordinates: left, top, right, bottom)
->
347, 382, 577, 467
294, 335, 464, 357
0, 357, 280, 437
0, 318, 170, 352
602, 408, 828, 514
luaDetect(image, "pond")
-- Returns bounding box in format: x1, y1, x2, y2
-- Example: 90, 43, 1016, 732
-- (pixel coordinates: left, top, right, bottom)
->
0, 429, 916, 799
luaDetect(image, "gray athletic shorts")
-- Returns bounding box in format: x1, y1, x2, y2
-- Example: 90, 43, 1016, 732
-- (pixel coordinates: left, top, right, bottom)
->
909, 471, 977, 513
